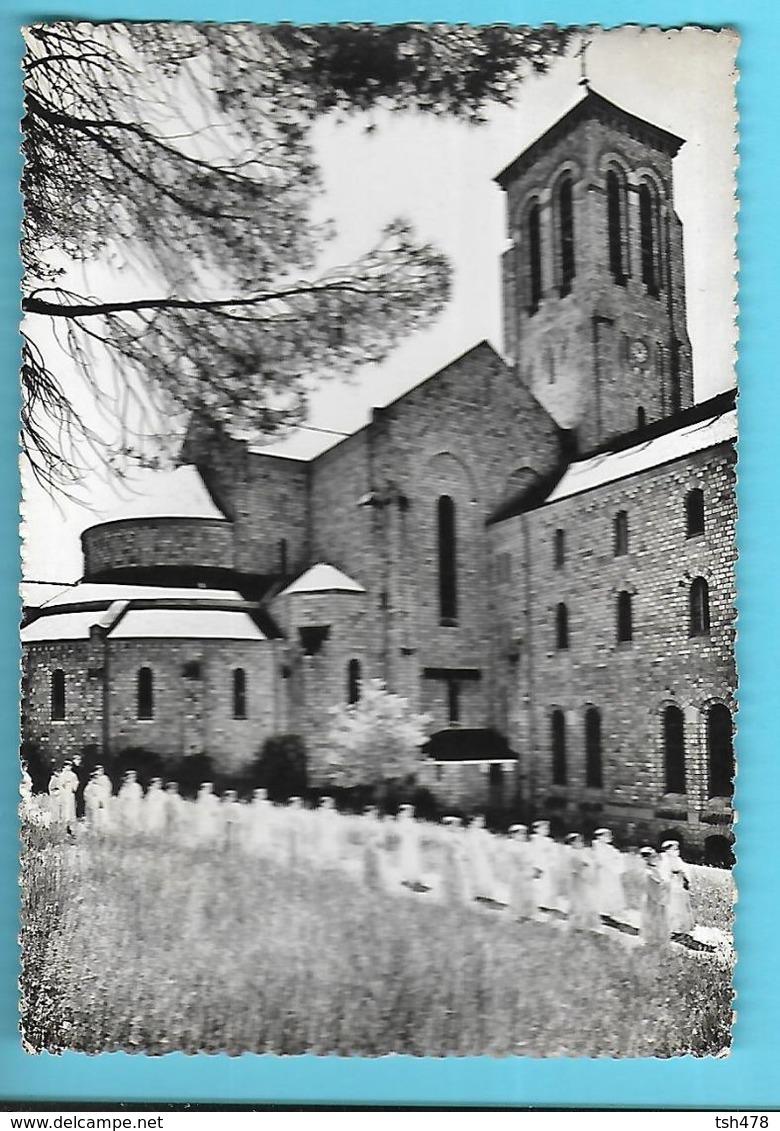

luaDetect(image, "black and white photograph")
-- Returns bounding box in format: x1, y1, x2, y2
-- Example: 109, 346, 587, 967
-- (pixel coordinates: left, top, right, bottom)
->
19, 23, 737, 1058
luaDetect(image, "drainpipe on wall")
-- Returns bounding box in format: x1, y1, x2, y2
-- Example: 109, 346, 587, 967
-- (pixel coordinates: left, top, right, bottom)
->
590, 314, 613, 446
521, 510, 537, 815
101, 633, 110, 763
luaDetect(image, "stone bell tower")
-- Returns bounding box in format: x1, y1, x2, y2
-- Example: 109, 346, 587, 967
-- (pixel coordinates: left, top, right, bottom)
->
496, 87, 694, 452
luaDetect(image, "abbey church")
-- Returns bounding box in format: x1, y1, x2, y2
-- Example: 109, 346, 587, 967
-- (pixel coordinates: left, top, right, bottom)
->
21, 87, 737, 855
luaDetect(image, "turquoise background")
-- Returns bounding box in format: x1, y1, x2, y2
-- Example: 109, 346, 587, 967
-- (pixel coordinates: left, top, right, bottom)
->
1, 0, 777, 1109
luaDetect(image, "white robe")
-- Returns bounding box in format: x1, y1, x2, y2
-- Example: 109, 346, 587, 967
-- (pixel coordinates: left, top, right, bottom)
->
396, 813, 423, 885
143, 786, 168, 835
118, 780, 144, 833
84, 775, 113, 831
592, 840, 625, 919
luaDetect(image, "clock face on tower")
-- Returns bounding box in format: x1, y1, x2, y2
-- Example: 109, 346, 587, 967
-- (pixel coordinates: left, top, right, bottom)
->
629, 338, 649, 371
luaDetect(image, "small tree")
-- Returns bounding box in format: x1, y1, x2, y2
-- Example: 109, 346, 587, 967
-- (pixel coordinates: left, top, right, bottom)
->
322, 679, 432, 803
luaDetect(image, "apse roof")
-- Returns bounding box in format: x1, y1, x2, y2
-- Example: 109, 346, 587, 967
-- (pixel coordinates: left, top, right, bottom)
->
280, 563, 366, 596
39, 582, 245, 608
109, 608, 267, 640
19, 581, 75, 608
21, 611, 103, 643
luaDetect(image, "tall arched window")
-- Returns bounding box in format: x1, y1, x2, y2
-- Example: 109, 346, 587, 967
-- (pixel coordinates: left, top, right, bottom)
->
551, 709, 567, 786
614, 510, 629, 557
437, 495, 458, 625
689, 577, 711, 637
663, 705, 686, 794
347, 658, 361, 705
527, 202, 542, 314
606, 169, 627, 285
707, 703, 734, 799
585, 707, 603, 789
233, 668, 247, 719
555, 602, 569, 650
639, 183, 660, 297
557, 176, 575, 296
137, 667, 154, 720
686, 489, 705, 538
50, 669, 65, 721
617, 591, 633, 643
637, 406, 646, 431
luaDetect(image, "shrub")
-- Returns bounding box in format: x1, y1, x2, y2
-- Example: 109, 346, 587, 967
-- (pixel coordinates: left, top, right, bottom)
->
165, 751, 217, 799
252, 734, 307, 801
20, 739, 50, 794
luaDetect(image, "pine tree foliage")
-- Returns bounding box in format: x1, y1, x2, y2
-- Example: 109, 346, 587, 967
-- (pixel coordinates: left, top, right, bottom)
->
21, 22, 572, 490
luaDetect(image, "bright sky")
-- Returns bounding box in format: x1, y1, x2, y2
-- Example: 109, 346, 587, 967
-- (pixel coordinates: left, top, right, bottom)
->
21, 25, 739, 585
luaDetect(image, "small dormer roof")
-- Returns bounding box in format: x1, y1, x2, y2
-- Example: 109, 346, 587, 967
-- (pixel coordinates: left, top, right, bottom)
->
280, 563, 365, 597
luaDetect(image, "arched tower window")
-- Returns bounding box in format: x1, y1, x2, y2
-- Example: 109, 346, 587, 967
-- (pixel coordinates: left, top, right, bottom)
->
707, 703, 734, 799
556, 176, 575, 296
663, 705, 686, 794
527, 202, 542, 314
585, 707, 603, 789
637, 406, 646, 431
606, 169, 627, 285
639, 183, 660, 297
686, 489, 705, 538
233, 668, 247, 719
50, 669, 65, 721
437, 495, 458, 625
617, 591, 633, 643
551, 709, 567, 786
347, 658, 361, 705
689, 577, 711, 637
137, 667, 154, 720
555, 602, 569, 650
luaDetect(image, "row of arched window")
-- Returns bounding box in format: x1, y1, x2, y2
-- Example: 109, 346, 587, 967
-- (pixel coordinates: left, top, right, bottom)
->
522, 170, 663, 315
554, 492, 705, 572
549, 702, 734, 799
49, 667, 250, 722
554, 576, 711, 650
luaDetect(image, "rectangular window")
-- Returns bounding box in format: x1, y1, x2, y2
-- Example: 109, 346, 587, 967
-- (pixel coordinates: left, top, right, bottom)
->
554, 529, 565, 569
614, 511, 628, 557
617, 592, 633, 643
51, 670, 65, 721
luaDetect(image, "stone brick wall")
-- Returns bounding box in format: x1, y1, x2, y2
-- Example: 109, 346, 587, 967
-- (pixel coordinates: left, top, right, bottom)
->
23, 635, 284, 775
271, 588, 370, 778
490, 440, 737, 846
106, 638, 282, 773
307, 344, 562, 731
417, 760, 519, 814
82, 518, 234, 579
184, 421, 310, 579
22, 639, 105, 765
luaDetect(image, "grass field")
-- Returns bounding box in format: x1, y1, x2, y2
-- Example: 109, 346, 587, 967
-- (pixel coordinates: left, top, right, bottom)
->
21, 818, 734, 1057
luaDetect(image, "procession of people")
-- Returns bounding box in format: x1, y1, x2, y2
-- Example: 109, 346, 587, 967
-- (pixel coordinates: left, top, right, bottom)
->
23, 762, 714, 952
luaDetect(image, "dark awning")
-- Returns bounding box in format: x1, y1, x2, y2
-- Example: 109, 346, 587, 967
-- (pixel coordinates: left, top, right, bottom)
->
423, 727, 517, 763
